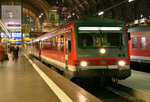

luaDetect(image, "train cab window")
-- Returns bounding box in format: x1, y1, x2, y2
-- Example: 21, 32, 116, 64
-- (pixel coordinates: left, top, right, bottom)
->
132, 37, 137, 49
61, 34, 64, 52
140, 37, 146, 49
78, 27, 123, 48
80, 34, 93, 47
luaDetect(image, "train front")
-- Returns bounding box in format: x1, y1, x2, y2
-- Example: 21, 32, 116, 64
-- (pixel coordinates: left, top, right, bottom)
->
74, 18, 131, 80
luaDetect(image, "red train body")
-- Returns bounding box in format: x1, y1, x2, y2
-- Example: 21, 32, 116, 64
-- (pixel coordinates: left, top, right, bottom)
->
129, 25, 150, 63
27, 17, 131, 80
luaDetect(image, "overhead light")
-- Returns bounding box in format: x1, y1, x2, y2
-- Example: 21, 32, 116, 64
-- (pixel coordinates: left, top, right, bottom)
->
139, 18, 146, 23
72, 13, 75, 16
98, 11, 104, 16
10, 15, 13, 18
134, 20, 139, 24
128, 0, 134, 2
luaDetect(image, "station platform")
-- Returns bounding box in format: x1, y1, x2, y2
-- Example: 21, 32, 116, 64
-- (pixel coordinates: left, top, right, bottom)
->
0, 52, 102, 102
119, 70, 150, 102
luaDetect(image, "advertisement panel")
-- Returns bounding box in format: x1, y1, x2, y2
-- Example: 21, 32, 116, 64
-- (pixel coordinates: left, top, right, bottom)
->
2, 5, 21, 30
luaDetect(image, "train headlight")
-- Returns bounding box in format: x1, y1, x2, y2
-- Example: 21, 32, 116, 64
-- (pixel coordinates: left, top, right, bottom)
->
80, 61, 87, 67
118, 61, 125, 66
99, 48, 106, 54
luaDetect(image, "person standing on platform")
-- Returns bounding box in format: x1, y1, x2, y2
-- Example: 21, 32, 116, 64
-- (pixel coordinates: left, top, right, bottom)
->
0, 43, 5, 62
13, 45, 19, 60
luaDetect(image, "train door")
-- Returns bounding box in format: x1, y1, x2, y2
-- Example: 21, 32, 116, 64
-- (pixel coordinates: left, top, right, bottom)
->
65, 32, 71, 70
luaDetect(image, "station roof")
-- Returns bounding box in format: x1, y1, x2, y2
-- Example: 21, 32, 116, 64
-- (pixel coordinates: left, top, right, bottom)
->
0, 0, 150, 26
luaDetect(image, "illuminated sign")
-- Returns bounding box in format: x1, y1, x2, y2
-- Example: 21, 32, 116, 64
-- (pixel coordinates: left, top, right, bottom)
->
1, 32, 21, 37
12, 32, 21, 37
1, 32, 11, 37
15, 41, 21, 44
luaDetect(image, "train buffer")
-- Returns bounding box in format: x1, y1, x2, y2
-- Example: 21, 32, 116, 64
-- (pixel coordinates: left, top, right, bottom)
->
0, 53, 102, 102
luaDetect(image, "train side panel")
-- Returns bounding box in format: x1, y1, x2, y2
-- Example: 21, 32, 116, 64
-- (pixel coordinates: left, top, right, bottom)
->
129, 27, 150, 63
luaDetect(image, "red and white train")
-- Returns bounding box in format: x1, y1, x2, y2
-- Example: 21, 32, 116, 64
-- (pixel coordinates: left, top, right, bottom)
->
129, 25, 150, 63
27, 17, 131, 81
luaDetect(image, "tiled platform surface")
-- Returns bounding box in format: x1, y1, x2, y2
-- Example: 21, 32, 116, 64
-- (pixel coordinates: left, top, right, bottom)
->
0, 54, 61, 102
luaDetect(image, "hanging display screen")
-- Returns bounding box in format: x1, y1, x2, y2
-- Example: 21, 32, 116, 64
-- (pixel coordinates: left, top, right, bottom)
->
12, 32, 21, 37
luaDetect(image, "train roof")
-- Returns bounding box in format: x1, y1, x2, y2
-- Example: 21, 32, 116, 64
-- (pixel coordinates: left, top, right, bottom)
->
128, 25, 150, 33
73, 16, 125, 25
33, 17, 125, 42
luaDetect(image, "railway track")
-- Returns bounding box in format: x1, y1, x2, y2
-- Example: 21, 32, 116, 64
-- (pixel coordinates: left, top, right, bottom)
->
84, 82, 145, 102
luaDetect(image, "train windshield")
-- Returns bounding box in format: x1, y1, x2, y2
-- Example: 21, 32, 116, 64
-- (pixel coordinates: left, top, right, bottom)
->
78, 27, 123, 48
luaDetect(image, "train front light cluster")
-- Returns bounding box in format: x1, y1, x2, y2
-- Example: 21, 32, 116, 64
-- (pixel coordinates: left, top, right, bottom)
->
118, 61, 125, 66
80, 61, 87, 67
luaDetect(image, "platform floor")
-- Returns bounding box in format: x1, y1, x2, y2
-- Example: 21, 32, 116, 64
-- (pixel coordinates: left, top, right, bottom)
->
0, 51, 101, 102
119, 70, 150, 93
119, 69, 150, 102
0, 54, 61, 102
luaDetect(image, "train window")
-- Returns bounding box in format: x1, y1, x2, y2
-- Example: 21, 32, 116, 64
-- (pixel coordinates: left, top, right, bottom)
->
78, 28, 123, 48
68, 40, 71, 53
52, 37, 55, 51
140, 37, 146, 49
43, 40, 47, 50
66, 32, 71, 53
35, 42, 39, 49
55, 36, 58, 51
41, 41, 43, 49
47, 39, 50, 50
149, 37, 150, 49
132, 37, 137, 49
61, 34, 64, 52
50, 38, 53, 50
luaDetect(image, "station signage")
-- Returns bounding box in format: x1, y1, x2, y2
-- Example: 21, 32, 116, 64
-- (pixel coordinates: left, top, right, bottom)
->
1, 32, 22, 38
1, 5, 21, 30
